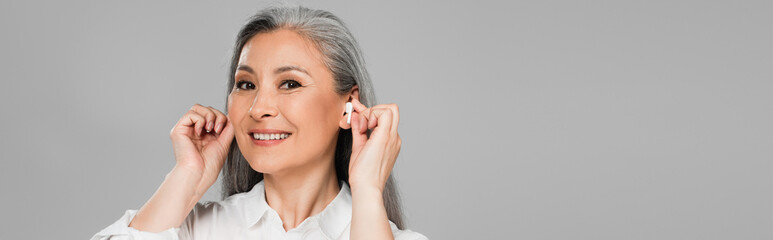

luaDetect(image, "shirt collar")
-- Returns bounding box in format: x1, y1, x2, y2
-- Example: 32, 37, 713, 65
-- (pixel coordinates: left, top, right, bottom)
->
243, 179, 353, 239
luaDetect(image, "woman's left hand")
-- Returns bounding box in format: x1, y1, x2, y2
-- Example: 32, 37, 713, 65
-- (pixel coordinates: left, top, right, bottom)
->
348, 98, 401, 193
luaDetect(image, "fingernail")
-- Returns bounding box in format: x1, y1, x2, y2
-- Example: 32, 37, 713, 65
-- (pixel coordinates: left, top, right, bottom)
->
216, 123, 223, 133
207, 122, 213, 131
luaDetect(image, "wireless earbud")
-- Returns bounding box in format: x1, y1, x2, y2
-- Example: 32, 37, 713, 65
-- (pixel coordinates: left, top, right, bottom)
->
345, 102, 353, 124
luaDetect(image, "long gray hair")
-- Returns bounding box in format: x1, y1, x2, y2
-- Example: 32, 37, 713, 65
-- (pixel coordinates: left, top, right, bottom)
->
219, 4, 406, 229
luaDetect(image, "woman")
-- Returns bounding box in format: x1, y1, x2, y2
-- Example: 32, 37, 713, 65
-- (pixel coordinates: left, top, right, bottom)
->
91, 5, 428, 240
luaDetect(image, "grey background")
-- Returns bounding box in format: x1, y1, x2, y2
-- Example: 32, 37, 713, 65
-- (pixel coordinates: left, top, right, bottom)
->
1, 0, 771, 239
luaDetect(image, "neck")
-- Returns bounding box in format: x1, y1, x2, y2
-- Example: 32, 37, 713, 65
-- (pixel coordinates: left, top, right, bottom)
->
263, 155, 341, 232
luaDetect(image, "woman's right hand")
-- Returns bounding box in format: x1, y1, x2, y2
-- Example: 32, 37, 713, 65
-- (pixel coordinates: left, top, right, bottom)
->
169, 104, 235, 194
129, 104, 236, 232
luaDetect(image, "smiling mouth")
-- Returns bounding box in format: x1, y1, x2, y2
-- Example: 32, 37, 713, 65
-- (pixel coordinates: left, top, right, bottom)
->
252, 133, 291, 140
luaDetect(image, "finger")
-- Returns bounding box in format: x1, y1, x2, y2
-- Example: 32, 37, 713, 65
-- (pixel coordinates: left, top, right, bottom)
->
388, 103, 399, 135
207, 106, 226, 134
351, 111, 367, 157
350, 98, 371, 122
180, 110, 206, 137
368, 108, 393, 145
359, 112, 367, 134
216, 116, 235, 146
203, 106, 223, 134
191, 104, 216, 133
367, 109, 378, 129
366, 107, 391, 129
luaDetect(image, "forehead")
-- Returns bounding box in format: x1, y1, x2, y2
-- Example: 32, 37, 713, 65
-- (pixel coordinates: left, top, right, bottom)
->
238, 29, 326, 71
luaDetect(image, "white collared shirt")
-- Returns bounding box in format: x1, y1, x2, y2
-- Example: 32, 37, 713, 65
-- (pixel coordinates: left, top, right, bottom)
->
90, 180, 428, 240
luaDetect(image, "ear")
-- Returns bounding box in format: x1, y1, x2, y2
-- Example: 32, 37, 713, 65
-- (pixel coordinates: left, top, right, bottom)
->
338, 85, 360, 129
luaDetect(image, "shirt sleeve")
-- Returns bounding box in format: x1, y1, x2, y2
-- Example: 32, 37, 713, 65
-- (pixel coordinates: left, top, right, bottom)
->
89, 205, 197, 240
394, 230, 429, 240
389, 221, 430, 240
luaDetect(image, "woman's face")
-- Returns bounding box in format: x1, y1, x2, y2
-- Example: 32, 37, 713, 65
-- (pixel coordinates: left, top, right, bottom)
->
227, 29, 357, 175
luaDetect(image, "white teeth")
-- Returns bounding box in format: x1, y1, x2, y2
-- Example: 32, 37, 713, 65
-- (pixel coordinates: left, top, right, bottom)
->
253, 133, 289, 140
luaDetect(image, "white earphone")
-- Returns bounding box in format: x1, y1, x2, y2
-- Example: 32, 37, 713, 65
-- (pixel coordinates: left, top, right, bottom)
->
345, 102, 353, 124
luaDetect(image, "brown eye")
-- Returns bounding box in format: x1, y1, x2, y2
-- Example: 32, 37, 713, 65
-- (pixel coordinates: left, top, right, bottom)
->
280, 80, 302, 89
236, 80, 255, 90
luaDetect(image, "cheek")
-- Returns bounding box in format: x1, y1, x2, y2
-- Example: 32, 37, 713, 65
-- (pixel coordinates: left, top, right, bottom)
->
280, 94, 327, 127
280, 94, 339, 136
227, 98, 247, 120
227, 95, 253, 140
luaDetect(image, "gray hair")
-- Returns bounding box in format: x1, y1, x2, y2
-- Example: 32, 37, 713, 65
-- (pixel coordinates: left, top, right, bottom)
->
219, 4, 406, 230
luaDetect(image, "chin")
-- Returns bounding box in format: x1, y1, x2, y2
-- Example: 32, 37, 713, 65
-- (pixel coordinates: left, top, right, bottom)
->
237, 138, 294, 173
245, 155, 281, 173
244, 154, 303, 175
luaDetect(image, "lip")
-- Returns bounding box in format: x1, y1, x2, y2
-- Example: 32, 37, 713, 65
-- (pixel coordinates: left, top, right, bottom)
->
249, 129, 292, 134
249, 129, 292, 147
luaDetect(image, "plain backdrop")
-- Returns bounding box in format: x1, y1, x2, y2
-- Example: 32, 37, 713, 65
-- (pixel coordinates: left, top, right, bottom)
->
1, 0, 771, 239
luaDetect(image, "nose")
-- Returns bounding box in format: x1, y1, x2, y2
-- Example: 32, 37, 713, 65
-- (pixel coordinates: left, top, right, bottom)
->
248, 90, 278, 121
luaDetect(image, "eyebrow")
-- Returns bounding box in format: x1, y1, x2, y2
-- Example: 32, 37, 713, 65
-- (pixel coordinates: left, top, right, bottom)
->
237, 65, 311, 77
